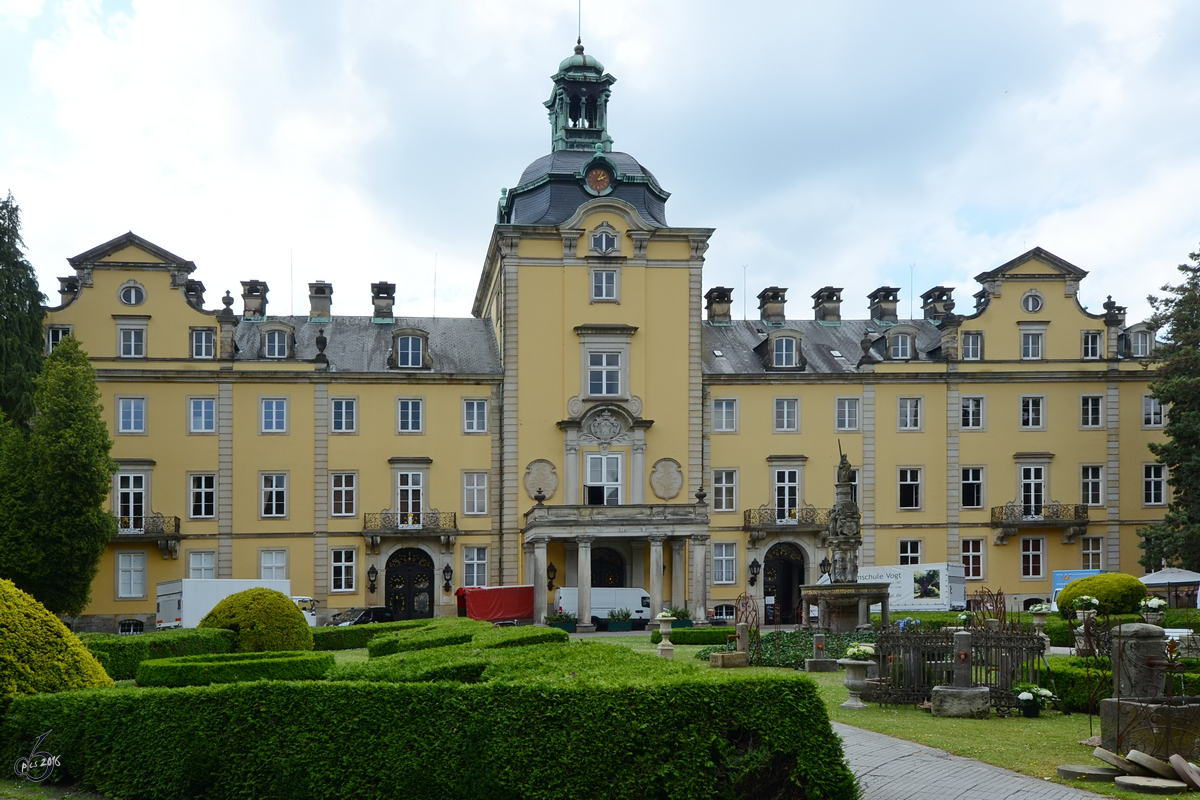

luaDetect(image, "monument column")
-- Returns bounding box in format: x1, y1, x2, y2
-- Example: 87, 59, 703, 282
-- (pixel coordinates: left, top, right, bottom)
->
691, 534, 709, 626
532, 537, 549, 624
670, 538, 686, 612
576, 535, 595, 632
648, 535, 666, 618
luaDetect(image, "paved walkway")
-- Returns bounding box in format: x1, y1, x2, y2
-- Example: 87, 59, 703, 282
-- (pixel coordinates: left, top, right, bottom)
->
833, 722, 1107, 800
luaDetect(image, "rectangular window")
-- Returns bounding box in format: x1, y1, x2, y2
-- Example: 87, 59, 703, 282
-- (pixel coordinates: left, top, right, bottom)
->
261, 550, 287, 580
847, 468, 859, 505
331, 473, 356, 517
961, 397, 984, 430
891, 334, 911, 360
463, 399, 488, 433
189, 551, 214, 580
1081, 466, 1102, 506
1021, 331, 1043, 360
585, 453, 622, 506
962, 539, 983, 579
396, 472, 424, 526
190, 398, 215, 433
714, 543, 736, 584
47, 326, 71, 352
117, 552, 146, 598
713, 398, 738, 432
587, 352, 621, 395
1133, 331, 1152, 357
1081, 395, 1102, 428
118, 398, 145, 433
463, 472, 488, 515
773, 337, 796, 367
961, 468, 983, 509
1082, 331, 1102, 360
1081, 537, 1102, 571
397, 399, 423, 433
836, 397, 860, 431
464, 547, 488, 587
1144, 464, 1166, 506
592, 269, 617, 301
1143, 395, 1164, 428
119, 327, 144, 358
773, 468, 800, 522
713, 470, 737, 512
331, 398, 356, 433
1020, 396, 1044, 429
1021, 465, 1045, 518
899, 540, 921, 565
191, 329, 214, 359
1021, 537, 1045, 579
331, 548, 355, 592
899, 468, 921, 510
260, 398, 287, 433
261, 473, 287, 517
898, 397, 921, 430
774, 398, 797, 432
265, 329, 287, 358
190, 474, 215, 519
395, 336, 422, 367
961, 332, 982, 361
117, 473, 146, 532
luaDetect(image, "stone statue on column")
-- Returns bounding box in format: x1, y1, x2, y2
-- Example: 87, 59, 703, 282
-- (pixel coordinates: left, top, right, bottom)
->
826, 453, 862, 584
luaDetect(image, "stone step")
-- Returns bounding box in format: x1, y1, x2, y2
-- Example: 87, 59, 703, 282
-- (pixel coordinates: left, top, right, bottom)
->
1127, 750, 1179, 781
1056, 765, 1125, 781
1114, 775, 1190, 795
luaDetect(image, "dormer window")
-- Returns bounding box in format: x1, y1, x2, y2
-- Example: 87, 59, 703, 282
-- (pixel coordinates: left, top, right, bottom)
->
890, 333, 911, 360
397, 336, 422, 367
119, 282, 146, 306
589, 222, 619, 256
265, 330, 288, 358
773, 336, 796, 367
1132, 331, 1152, 358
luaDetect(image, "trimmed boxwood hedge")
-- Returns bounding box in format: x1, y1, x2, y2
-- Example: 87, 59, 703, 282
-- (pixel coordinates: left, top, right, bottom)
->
1057, 573, 1147, 619
366, 621, 564, 659
199, 588, 313, 652
1039, 655, 1200, 711
367, 626, 481, 658
2, 646, 858, 800
311, 619, 431, 651
79, 628, 236, 680
650, 626, 738, 645
135, 651, 335, 688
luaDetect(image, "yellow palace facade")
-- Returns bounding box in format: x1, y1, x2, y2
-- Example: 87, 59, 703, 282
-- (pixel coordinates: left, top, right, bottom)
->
46, 44, 1167, 632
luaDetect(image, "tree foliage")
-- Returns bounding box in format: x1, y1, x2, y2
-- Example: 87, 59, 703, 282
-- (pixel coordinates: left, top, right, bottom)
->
0, 192, 46, 427
1140, 245, 1200, 572
0, 337, 117, 616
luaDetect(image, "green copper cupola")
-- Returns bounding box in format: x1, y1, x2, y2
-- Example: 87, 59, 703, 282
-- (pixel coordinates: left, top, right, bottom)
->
545, 40, 616, 152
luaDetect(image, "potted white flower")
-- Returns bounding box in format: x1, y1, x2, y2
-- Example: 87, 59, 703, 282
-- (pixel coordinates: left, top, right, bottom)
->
837, 643, 875, 710
1015, 682, 1056, 718
1140, 596, 1167, 625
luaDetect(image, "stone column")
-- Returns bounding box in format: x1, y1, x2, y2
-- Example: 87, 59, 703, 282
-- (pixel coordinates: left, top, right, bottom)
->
691, 535, 709, 626
532, 538, 548, 625
858, 597, 870, 629
576, 536, 595, 633
563, 442, 579, 505
648, 535, 665, 618
953, 631, 972, 688
631, 439, 646, 504
670, 539, 685, 612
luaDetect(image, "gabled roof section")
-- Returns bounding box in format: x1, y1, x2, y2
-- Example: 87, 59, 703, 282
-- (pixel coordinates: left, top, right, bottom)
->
973, 246, 1087, 283
68, 231, 194, 269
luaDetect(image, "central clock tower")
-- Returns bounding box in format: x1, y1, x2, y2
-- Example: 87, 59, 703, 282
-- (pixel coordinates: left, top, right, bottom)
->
546, 40, 616, 153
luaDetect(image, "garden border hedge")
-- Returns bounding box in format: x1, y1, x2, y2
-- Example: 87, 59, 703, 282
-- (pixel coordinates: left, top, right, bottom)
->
79, 628, 236, 680
311, 619, 431, 651
650, 627, 737, 646
135, 650, 336, 687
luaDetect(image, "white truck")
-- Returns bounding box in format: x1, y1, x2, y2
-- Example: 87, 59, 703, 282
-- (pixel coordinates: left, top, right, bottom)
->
553, 587, 651, 625
155, 579, 315, 629
856, 563, 967, 612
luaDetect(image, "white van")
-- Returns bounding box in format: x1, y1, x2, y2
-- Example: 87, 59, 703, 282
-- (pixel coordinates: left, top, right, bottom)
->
554, 587, 651, 625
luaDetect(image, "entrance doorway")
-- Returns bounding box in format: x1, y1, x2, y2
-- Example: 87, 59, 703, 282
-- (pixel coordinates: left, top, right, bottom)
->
591, 547, 625, 587
385, 548, 434, 620
764, 542, 806, 624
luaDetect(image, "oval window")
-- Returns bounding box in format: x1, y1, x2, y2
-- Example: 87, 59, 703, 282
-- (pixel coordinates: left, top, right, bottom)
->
120, 285, 145, 305
1022, 294, 1043, 313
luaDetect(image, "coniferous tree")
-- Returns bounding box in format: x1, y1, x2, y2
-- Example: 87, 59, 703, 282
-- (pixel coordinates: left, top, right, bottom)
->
0, 193, 46, 427
1139, 245, 1200, 572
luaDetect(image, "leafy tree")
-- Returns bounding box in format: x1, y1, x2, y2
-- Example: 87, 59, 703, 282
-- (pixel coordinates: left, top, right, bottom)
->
0, 192, 46, 427
1140, 245, 1200, 572
0, 337, 117, 616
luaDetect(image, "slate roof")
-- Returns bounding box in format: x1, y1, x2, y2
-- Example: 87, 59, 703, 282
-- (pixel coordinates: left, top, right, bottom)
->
507, 150, 669, 227
702, 319, 944, 376
232, 316, 502, 375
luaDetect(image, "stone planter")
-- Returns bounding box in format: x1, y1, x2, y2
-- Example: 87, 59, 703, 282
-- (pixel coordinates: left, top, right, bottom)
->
548, 621, 576, 633
1075, 609, 1097, 656
1142, 611, 1166, 626
1031, 611, 1048, 634
607, 620, 633, 632
837, 659, 872, 710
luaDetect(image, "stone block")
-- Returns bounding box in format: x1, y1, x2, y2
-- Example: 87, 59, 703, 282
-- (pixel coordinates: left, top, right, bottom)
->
804, 658, 840, 672
1055, 765, 1124, 781
930, 685, 990, 719
1169, 755, 1200, 790
709, 651, 748, 668
1114, 776, 1189, 794
1101, 699, 1200, 762
1127, 750, 1179, 780
1092, 747, 1149, 776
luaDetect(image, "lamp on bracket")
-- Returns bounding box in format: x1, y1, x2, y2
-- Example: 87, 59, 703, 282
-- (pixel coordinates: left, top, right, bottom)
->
442, 563, 453, 593
367, 565, 379, 594
547, 562, 557, 592
748, 558, 761, 587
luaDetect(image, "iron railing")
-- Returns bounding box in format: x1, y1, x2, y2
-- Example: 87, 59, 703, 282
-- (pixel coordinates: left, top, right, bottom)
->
363, 510, 457, 533
743, 505, 831, 528
991, 500, 1089, 526
117, 513, 180, 534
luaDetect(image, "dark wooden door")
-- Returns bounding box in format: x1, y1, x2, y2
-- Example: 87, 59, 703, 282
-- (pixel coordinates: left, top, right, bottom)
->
591, 547, 625, 587
385, 548, 434, 620
764, 542, 805, 624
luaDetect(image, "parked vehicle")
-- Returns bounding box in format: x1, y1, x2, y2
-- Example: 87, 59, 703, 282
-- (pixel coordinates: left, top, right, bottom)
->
1050, 569, 1106, 612
155, 579, 291, 629
291, 596, 318, 626
856, 563, 967, 612
326, 606, 395, 626
553, 587, 651, 627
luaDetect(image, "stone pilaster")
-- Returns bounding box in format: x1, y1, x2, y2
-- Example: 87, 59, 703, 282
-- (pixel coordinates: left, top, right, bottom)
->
861, 383, 876, 566
576, 536, 595, 632
670, 538, 685, 611
648, 535, 665, 617
217, 382, 233, 578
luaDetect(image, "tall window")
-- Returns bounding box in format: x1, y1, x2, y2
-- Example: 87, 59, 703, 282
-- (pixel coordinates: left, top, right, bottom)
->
464, 472, 488, 515
1021, 537, 1044, 578
463, 400, 488, 433
592, 270, 616, 301
396, 472, 423, 526
899, 468, 921, 510
1021, 465, 1045, 518
331, 399, 356, 433
261, 398, 287, 433
47, 326, 70, 351
464, 547, 487, 587
261, 550, 287, 580
899, 540, 921, 565
846, 468, 859, 504
1081, 466, 1102, 506
1081, 537, 1102, 570
190, 398, 215, 433
1081, 396, 1102, 428
1021, 331, 1043, 360
836, 397, 860, 431
774, 398, 797, 432
1020, 396, 1044, 429
1144, 464, 1166, 505
190, 474, 215, 519
585, 453, 622, 506
773, 468, 800, 522
961, 468, 983, 508
191, 329, 214, 359
118, 398, 145, 433
396, 335, 422, 367
961, 397, 983, 430
713, 399, 738, 432
898, 397, 921, 430
1082, 331, 1101, 359
961, 539, 983, 579
1143, 396, 1164, 428
261, 473, 287, 517
264, 330, 288, 358
713, 470, 736, 512
331, 473, 356, 517
189, 551, 214, 579
331, 549, 355, 592
773, 337, 796, 367
1132, 331, 1151, 357
714, 543, 736, 584
961, 332, 982, 360
588, 352, 621, 395
119, 327, 144, 358
117, 473, 146, 531
117, 552, 146, 598
397, 399, 423, 433
891, 334, 911, 360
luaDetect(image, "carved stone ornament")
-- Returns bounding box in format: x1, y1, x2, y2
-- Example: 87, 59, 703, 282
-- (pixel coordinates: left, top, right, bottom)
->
650, 458, 684, 500
585, 411, 623, 450
524, 460, 558, 501
628, 396, 643, 417
567, 396, 584, 418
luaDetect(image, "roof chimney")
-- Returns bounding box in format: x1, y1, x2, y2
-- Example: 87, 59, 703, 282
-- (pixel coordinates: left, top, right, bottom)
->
868, 286, 900, 322
184, 279, 206, 309
812, 286, 843, 322
308, 281, 333, 320
240, 280, 268, 318
920, 286, 954, 321
57, 276, 80, 305
705, 286, 734, 325
371, 282, 396, 321
757, 287, 787, 325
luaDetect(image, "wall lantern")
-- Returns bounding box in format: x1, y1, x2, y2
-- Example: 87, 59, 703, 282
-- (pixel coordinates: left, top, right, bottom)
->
442, 563, 453, 593
819, 557, 831, 577
367, 565, 379, 594
748, 558, 761, 587
547, 562, 558, 591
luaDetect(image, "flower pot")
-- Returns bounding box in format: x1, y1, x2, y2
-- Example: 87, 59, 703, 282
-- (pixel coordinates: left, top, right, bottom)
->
1031, 611, 1048, 634
607, 620, 633, 632
1143, 611, 1166, 626
1020, 702, 1040, 718
837, 659, 873, 710
548, 621, 576, 633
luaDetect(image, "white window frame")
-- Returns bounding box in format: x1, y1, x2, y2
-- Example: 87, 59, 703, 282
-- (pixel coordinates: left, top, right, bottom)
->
189, 473, 216, 519
463, 399, 488, 434
773, 398, 798, 433
713, 398, 738, 433
261, 472, 288, 519
260, 397, 288, 434
961, 396, 985, 431
773, 336, 797, 368
587, 351, 622, 397
577, 327, 633, 401
961, 538, 984, 580
46, 325, 72, 353
189, 397, 216, 434
1019, 322, 1046, 361
898, 467, 922, 511
463, 546, 488, 587
331, 472, 357, 517
188, 550, 215, 580
712, 603, 736, 621
835, 397, 860, 432
899, 539, 922, 565
463, 472, 488, 516
961, 467, 984, 509
712, 469, 737, 513
1080, 395, 1103, 429
116, 472, 148, 532
117, 396, 146, 434
1081, 536, 1103, 571
395, 335, 423, 367
118, 324, 146, 358
890, 333, 911, 360
331, 398, 357, 434
395, 470, 425, 527
396, 397, 424, 434
1132, 330, 1152, 358
1020, 395, 1045, 430
191, 328, 215, 359
584, 452, 623, 506
773, 467, 801, 522
331, 548, 356, 592
1080, 465, 1103, 507
960, 332, 982, 361
590, 267, 619, 303
118, 283, 145, 306
116, 551, 147, 599
264, 329, 288, 359
1020, 465, 1046, 519
1082, 331, 1102, 360
1143, 463, 1166, 506
713, 543, 737, 584
1021, 290, 1044, 313
1143, 395, 1164, 428
1020, 536, 1045, 579
898, 397, 922, 431
260, 549, 288, 580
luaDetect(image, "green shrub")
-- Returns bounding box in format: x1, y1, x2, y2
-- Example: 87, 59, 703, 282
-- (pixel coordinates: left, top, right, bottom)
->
471, 626, 568, 649
1039, 656, 1200, 711
1057, 573, 1147, 619
311, 619, 431, 651
1043, 617, 1072, 647
135, 651, 335, 687
368, 628, 479, 659
79, 628, 236, 680
697, 629, 877, 665
0, 579, 112, 712
650, 627, 736, 645
198, 588, 314, 652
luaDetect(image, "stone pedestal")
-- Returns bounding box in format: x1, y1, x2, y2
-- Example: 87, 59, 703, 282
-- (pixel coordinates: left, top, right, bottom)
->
838, 659, 872, 709
931, 686, 991, 719
657, 615, 675, 660
710, 651, 749, 668
1100, 699, 1200, 762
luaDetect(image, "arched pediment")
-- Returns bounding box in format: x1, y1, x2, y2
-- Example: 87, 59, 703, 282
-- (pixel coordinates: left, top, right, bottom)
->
561, 197, 657, 233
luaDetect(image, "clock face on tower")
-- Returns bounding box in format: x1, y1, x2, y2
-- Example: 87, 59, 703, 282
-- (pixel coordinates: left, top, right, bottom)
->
585, 167, 612, 193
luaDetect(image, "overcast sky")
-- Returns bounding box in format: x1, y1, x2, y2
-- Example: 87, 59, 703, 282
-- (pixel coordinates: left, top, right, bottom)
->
2, 0, 1198, 324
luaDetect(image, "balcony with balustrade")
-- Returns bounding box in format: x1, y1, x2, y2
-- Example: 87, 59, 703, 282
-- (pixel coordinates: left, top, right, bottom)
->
990, 500, 1090, 545
115, 512, 182, 558
362, 509, 458, 553
743, 504, 831, 544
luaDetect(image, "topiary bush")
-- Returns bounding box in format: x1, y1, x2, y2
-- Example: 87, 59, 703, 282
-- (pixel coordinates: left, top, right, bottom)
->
0, 578, 113, 712
1057, 573, 1148, 619
79, 628, 236, 680
135, 651, 335, 688
198, 588, 313, 652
